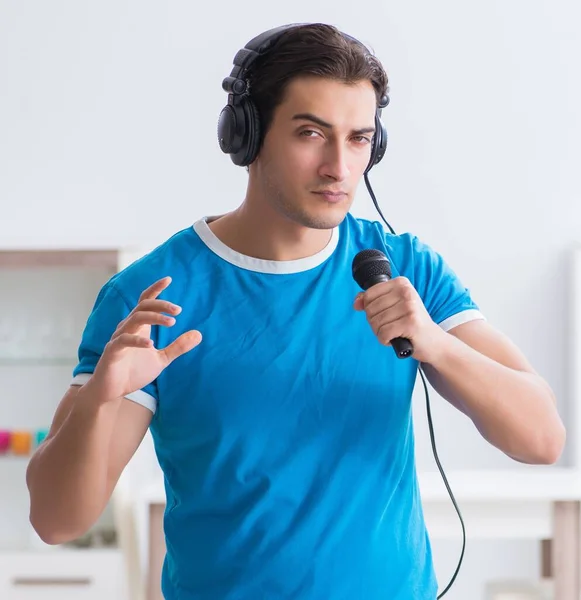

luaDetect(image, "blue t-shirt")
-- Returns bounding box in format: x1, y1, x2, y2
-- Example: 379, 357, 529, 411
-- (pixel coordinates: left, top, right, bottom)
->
72, 213, 483, 599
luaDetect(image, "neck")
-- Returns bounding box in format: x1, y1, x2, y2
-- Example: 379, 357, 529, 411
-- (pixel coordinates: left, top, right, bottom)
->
208, 184, 334, 262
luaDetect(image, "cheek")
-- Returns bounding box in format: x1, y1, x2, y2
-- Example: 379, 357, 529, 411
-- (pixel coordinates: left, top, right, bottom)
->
287, 144, 322, 173
351, 146, 373, 172
266, 149, 315, 186
265, 138, 309, 170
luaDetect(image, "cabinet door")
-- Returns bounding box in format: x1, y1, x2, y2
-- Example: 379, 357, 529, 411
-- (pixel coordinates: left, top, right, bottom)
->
0, 550, 127, 600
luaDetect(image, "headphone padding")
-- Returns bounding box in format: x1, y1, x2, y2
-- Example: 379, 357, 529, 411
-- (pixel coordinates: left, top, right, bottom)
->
238, 97, 262, 166
366, 113, 388, 173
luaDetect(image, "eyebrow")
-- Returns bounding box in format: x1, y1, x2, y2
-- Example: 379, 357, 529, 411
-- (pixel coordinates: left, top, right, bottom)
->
292, 112, 376, 136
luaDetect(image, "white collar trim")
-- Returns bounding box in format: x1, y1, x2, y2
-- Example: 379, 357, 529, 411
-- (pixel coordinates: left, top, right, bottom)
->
192, 217, 339, 274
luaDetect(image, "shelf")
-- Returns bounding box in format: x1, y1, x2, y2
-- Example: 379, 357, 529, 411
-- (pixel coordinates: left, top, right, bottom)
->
0, 358, 76, 367
136, 467, 581, 505
418, 467, 581, 501
0, 250, 119, 269
0, 547, 121, 556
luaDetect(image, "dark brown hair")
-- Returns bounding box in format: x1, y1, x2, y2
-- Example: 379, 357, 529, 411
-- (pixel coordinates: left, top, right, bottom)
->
246, 23, 389, 138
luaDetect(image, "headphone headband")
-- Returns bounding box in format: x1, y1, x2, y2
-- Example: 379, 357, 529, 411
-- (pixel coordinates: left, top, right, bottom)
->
222, 24, 303, 95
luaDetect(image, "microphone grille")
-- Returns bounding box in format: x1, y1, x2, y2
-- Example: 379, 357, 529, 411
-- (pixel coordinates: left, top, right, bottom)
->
351, 249, 391, 289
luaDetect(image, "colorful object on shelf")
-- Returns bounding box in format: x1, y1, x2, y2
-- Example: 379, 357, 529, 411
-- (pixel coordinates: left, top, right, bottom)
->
0, 430, 10, 454
10, 431, 32, 455
35, 428, 49, 447
0, 428, 50, 456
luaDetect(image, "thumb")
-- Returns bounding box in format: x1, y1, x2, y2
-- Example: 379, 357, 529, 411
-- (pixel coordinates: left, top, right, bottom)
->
161, 329, 203, 364
353, 293, 365, 311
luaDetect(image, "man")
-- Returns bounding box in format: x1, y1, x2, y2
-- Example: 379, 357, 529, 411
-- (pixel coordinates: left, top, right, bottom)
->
26, 23, 565, 599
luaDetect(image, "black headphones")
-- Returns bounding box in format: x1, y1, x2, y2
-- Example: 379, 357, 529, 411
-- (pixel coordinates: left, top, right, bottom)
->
217, 24, 389, 172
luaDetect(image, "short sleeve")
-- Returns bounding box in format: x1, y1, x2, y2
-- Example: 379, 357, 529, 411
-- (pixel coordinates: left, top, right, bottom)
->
71, 281, 158, 413
410, 236, 485, 332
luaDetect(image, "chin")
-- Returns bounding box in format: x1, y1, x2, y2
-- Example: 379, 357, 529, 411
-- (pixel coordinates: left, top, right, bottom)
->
275, 193, 351, 230
298, 208, 348, 230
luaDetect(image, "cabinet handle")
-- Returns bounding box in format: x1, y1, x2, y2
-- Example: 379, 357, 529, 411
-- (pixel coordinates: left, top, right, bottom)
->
11, 577, 92, 587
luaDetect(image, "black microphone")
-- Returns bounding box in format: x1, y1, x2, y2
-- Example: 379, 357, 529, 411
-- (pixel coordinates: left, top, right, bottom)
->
351, 249, 414, 359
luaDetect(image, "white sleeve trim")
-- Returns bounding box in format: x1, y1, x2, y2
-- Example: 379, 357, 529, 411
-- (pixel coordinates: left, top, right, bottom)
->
70, 372, 157, 414
438, 309, 486, 332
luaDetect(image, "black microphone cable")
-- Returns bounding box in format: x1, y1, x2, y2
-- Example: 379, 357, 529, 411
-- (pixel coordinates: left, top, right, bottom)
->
363, 171, 466, 598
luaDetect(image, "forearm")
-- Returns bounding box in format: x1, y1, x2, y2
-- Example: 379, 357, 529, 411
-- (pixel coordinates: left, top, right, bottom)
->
26, 381, 121, 544
424, 332, 565, 464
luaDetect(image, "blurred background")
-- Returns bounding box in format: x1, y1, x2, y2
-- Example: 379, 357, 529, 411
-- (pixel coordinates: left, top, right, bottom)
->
1, 1, 580, 599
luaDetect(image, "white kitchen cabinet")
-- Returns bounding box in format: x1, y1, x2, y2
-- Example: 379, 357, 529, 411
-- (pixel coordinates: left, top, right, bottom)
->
0, 248, 144, 599
0, 549, 127, 599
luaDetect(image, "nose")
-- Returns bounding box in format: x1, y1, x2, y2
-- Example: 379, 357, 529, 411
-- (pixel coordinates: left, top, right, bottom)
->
318, 143, 351, 182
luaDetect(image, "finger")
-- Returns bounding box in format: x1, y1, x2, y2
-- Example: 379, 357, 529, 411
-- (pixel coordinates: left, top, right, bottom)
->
369, 304, 411, 335
113, 311, 176, 338
353, 294, 365, 311
376, 317, 409, 347
365, 279, 417, 317
160, 330, 202, 364
361, 280, 393, 303
364, 277, 413, 304
132, 299, 182, 317
365, 293, 403, 319
110, 333, 153, 350
138, 277, 172, 303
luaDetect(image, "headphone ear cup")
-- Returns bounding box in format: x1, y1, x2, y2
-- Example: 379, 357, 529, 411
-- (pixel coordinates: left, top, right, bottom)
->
217, 96, 262, 167
218, 101, 245, 157
238, 97, 261, 166
366, 113, 388, 173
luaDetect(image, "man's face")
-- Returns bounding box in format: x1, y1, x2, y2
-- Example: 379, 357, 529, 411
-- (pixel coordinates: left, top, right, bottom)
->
250, 76, 377, 230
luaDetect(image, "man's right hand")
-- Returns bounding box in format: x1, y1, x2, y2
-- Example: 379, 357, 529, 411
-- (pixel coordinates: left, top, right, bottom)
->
90, 276, 202, 401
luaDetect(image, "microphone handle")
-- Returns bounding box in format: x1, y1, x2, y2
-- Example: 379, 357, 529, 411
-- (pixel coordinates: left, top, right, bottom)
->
362, 274, 415, 360
392, 337, 414, 359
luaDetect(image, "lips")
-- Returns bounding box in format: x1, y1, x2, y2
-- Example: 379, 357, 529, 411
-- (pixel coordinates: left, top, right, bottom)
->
312, 191, 348, 203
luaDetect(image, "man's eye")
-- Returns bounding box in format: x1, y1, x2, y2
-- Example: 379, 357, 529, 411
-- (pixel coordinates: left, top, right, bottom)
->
353, 136, 372, 144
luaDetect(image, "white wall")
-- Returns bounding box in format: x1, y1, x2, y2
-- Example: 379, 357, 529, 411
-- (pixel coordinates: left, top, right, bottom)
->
1, 1, 580, 597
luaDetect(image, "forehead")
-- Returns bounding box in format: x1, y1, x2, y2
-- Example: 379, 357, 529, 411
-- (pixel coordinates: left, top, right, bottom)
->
275, 76, 377, 127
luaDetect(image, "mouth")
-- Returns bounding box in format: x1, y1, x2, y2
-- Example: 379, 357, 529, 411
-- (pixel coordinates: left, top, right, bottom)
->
312, 190, 348, 203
